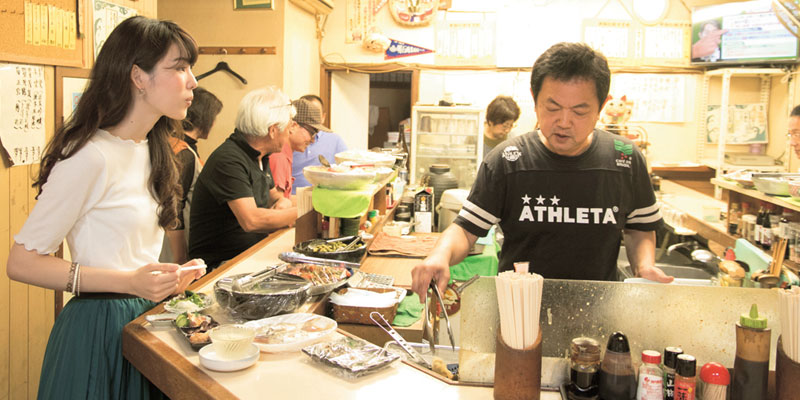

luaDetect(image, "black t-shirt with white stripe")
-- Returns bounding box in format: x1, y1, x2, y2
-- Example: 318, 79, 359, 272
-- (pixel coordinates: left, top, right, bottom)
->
454, 129, 661, 281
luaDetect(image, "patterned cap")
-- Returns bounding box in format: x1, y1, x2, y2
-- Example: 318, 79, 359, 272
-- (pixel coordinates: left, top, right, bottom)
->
292, 99, 328, 133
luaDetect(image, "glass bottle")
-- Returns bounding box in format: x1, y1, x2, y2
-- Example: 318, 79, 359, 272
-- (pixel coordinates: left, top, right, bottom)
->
762, 205, 773, 251
728, 202, 741, 235
674, 354, 697, 400
636, 350, 663, 400
663, 346, 683, 400
599, 332, 636, 400
568, 337, 601, 400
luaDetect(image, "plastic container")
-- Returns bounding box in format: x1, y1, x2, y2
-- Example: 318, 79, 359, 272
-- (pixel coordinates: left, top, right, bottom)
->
599, 332, 636, 400
732, 304, 770, 400
437, 188, 469, 232
636, 350, 663, 400
209, 324, 256, 359
700, 362, 730, 400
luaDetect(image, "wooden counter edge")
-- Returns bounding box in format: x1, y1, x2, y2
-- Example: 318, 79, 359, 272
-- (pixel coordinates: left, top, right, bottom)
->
122, 321, 237, 400
123, 229, 292, 399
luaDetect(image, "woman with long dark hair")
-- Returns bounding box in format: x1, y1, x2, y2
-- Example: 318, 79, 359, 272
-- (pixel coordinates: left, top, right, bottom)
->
7, 16, 205, 399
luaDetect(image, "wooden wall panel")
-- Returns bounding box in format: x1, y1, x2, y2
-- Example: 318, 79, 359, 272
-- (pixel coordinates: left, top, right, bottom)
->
0, 146, 11, 399
9, 166, 30, 400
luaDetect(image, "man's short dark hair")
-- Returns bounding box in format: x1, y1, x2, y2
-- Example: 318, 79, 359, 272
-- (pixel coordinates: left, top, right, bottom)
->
486, 96, 521, 125
791, 105, 800, 117
300, 94, 324, 107
182, 87, 223, 136
530, 42, 611, 108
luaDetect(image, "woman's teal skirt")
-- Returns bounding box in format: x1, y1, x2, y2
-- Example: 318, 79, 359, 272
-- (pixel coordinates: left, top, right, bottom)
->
37, 297, 163, 400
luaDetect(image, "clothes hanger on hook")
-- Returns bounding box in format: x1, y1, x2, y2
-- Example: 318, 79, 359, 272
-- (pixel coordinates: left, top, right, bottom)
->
195, 58, 247, 84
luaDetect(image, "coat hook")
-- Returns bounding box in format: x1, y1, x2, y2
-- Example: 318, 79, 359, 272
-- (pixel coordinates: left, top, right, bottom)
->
220, 48, 228, 55
260, 48, 267, 54
239, 48, 247, 54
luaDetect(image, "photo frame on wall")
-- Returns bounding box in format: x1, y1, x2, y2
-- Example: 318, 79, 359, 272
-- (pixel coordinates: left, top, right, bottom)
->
234, 0, 273, 10
55, 67, 92, 130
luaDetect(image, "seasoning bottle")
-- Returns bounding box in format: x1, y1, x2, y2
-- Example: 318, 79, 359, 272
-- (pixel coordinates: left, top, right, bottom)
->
663, 346, 683, 400
567, 337, 601, 400
635, 350, 663, 400
732, 303, 770, 400
728, 202, 741, 235
699, 362, 730, 400
762, 205, 773, 251
599, 332, 636, 400
674, 354, 697, 400
755, 203, 765, 247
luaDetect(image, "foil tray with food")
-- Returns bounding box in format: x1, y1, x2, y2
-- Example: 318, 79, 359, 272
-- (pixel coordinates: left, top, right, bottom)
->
173, 312, 219, 351
244, 313, 337, 353
293, 236, 366, 263
214, 272, 312, 320
302, 335, 400, 379
280, 263, 352, 296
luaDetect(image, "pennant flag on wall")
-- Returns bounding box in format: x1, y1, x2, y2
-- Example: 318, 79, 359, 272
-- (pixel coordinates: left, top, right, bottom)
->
385, 39, 434, 60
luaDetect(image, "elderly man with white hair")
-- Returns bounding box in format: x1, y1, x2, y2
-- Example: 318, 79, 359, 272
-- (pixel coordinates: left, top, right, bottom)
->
189, 86, 298, 271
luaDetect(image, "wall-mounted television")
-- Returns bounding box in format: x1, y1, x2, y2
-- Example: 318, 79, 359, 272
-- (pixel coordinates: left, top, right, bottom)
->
691, 0, 798, 66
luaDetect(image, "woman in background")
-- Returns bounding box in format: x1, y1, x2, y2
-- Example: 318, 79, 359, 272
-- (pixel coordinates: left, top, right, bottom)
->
162, 87, 223, 263
6, 16, 205, 399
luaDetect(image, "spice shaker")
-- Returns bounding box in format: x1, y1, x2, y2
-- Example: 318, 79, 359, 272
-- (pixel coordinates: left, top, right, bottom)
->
636, 350, 663, 400
674, 354, 697, 400
700, 362, 730, 400
567, 337, 601, 400
663, 346, 684, 400
732, 303, 770, 400
599, 332, 636, 400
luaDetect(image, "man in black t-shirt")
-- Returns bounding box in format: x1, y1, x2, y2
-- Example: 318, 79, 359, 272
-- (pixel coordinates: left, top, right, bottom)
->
411, 42, 673, 301
189, 87, 298, 270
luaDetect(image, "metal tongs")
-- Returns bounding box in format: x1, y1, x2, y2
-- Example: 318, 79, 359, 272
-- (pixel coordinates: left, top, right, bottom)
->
230, 264, 282, 292
424, 280, 455, 354
370, 311, 431, 369
278, 251, 361, 269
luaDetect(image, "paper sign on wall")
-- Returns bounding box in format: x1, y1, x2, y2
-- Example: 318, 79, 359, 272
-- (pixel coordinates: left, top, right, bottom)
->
0, 64, 46, 166
93, 0, 137, 60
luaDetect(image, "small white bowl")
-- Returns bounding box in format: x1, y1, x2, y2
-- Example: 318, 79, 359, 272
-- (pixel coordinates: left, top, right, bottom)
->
209, 324, 256, 360
199, 343, 259, 372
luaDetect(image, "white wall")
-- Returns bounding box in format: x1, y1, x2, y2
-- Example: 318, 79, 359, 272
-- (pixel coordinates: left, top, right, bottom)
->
283, 1, 320, 99
331, 71, 370, 150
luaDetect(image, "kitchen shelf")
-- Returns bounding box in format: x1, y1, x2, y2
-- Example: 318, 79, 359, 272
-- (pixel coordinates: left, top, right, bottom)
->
711, 177, 800, 213
700, 158, 786, 173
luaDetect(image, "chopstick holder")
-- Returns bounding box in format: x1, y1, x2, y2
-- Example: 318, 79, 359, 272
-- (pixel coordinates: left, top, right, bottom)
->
494, 328, 542, 400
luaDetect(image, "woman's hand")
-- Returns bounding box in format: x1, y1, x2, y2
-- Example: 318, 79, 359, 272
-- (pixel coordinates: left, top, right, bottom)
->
128, 263, 181, 302
174, 258, 207, 294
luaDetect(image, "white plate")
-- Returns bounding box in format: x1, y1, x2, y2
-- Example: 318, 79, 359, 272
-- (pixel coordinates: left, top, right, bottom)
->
164, 292, 214, 314
244, 313, 337, 353
199, 343, 259, 372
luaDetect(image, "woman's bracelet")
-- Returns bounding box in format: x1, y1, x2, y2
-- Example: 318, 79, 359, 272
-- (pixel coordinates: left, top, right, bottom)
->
66, 261, 78, 293
75, 263, 82, 296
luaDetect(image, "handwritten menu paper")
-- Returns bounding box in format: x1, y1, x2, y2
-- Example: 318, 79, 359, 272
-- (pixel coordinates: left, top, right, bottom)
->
0, 64, 46, 166
609, 73, 687, 123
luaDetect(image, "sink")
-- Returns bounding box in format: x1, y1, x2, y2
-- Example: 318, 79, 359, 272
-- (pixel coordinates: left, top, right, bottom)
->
617, 247, 716, 281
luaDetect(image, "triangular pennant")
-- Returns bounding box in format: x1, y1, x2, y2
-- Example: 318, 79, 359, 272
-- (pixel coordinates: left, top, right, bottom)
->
384, 38, 434, 60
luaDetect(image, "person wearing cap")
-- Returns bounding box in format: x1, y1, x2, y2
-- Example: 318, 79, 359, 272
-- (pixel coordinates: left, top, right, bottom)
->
188, 86, 298, 271
291, 94, 349, 194
269, 98, 328, 201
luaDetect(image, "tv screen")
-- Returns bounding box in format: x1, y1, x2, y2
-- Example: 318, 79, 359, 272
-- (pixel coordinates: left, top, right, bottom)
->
691, 0, 798, 66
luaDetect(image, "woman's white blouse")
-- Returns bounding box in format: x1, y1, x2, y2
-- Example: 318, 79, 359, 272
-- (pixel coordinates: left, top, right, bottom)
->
15, 130, 163, 270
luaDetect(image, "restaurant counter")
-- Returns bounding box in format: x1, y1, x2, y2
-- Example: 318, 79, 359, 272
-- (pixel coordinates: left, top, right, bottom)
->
122, 228, 560, 399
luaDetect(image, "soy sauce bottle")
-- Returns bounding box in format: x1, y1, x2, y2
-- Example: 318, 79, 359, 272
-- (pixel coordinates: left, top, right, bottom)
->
732, 304, 770, 400
599, 332, 636, 400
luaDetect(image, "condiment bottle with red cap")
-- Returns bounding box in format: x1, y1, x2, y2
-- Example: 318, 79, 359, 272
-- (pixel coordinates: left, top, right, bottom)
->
700, 362, 730, 400
636, 350, 663, 400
